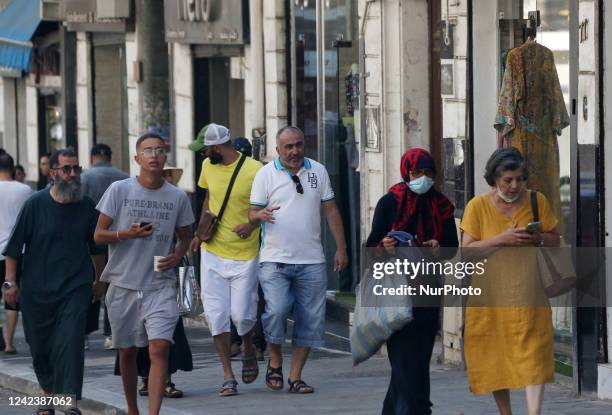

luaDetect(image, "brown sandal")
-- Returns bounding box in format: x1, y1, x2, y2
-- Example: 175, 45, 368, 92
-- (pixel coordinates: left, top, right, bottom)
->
241, 354, 259, 384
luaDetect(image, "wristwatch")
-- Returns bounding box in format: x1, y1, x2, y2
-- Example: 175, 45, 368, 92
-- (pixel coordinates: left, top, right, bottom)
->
2, 281, 15, 290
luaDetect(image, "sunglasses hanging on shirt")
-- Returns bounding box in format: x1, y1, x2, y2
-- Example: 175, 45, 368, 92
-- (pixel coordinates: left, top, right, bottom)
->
290, 174, 304, 194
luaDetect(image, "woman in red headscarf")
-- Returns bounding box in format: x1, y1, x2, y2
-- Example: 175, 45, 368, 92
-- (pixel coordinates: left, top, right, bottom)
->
366, 148, 458, 415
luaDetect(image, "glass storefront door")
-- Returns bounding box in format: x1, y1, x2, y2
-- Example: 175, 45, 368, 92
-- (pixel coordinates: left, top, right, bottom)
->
322, 1, 360, 291
520, 0, 576, 380
292, 2, 318, 160
291, 1, 360, 291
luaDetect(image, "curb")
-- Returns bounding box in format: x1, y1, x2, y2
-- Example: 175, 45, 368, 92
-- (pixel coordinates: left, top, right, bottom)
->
0, 361, 127, 415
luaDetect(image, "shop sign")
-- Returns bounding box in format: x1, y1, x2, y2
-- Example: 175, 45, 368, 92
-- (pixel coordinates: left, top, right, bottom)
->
63, 0, 131, 32
164, 0, 246, 45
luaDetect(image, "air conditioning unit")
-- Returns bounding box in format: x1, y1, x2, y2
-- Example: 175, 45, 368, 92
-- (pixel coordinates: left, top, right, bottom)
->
41, 0, 61, 21
96, 0, 131, 19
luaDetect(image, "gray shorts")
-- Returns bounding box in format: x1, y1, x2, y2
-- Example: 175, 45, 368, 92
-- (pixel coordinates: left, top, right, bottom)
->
105, 284, 179, 349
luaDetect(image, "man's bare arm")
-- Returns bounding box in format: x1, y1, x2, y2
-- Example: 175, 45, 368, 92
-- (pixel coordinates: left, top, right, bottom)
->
323, 200, 348, 272
94, 212, 153, 245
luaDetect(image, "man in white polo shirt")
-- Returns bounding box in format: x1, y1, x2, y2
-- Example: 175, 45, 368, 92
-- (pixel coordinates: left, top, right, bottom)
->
249, 126, 348, 394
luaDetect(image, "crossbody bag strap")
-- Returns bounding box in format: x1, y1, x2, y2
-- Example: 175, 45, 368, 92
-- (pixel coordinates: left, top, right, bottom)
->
530, 190, 539, 222
217, 153, 247, 222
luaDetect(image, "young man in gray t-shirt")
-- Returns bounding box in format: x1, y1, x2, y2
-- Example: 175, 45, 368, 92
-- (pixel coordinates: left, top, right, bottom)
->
94, 133, 194, 415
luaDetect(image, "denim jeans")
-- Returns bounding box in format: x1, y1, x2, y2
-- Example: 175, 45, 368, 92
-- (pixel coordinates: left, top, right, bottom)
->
258, 262, 327, 348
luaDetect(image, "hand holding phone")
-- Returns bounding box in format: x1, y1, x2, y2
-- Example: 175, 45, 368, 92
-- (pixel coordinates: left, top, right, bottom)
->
526, 221, 542, 234
124, 222, 154, 240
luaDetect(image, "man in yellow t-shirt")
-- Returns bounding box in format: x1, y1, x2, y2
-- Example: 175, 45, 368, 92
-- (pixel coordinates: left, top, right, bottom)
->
188, 123, 262, 396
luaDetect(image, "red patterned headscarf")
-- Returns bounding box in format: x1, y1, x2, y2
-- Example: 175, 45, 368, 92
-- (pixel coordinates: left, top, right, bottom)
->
388, 149, 455, 245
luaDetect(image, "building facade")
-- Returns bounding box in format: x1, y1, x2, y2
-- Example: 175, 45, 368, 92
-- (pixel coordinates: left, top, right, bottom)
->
356, 0, 610, 399
1, 0, 611, 400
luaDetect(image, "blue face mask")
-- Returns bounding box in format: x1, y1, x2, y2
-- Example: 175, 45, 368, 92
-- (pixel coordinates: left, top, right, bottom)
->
408, 175, 434, 194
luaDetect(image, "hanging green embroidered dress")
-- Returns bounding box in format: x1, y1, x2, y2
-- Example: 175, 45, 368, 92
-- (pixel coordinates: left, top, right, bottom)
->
495, 39, 570, 227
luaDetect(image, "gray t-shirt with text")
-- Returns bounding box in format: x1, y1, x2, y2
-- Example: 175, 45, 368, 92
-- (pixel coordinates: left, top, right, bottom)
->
96, 178, 194, 290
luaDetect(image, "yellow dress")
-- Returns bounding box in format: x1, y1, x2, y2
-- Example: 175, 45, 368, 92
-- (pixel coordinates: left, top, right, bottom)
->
460, 192, 558, 394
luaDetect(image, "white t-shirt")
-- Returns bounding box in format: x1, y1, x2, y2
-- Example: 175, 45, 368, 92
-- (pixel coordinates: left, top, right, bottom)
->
250, 158, 334, 264
0, 181, 34, 260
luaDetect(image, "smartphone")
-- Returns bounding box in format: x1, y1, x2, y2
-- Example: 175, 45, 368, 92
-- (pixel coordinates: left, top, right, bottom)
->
140, 221, 152, 228
526, 221, 542, 234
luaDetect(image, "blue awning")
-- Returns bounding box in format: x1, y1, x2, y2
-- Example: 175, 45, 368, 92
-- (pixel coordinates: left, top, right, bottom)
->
0, 0, 41, 73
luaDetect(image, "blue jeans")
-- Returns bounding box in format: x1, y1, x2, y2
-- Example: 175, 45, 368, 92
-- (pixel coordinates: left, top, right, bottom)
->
258, 262, 327, 348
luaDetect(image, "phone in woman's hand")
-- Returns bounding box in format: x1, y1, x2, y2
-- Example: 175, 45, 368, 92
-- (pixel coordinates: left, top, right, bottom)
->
526, 221, 542, 234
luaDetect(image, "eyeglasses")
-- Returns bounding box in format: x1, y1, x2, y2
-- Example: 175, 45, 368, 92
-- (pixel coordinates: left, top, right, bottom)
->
290, 174, 304, 194
53, 165, 82, 174
141, 147, 166, 157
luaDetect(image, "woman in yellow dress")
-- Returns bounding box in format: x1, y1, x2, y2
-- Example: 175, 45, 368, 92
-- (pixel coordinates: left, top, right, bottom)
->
460, 148, 560, 415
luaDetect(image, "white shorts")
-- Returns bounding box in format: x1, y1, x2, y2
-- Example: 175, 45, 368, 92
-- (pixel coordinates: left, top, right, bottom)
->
200, 249, 259, 336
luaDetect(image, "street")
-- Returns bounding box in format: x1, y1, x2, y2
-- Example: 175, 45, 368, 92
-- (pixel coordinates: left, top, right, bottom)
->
0, 316, 611, 414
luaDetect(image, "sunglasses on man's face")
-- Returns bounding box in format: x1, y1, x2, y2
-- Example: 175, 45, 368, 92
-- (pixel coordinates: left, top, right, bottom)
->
53, 165, 82, 174
290, 174, 304, 194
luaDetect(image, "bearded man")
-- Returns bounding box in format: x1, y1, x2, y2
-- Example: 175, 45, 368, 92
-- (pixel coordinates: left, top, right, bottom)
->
2, 148, 105, 415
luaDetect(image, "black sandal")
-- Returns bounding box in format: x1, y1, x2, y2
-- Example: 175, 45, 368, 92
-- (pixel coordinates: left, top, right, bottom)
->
265, 362, 283, 391
63, 409, 82, 415
164, 382, 183, 398
287, 378, 314, 394
34, 409, 54, 415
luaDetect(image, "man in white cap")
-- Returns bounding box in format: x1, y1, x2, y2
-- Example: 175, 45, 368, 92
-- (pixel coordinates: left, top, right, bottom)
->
188, 123, 263, 397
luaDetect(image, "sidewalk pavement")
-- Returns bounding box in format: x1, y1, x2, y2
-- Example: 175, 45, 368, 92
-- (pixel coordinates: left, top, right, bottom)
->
0, 318, 611, 415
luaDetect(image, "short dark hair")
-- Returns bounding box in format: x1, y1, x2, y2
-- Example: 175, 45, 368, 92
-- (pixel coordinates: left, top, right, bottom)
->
0, 153, 14, 173
15, 164, 25, 173
91, 143, 112, 159
232, 137, 253, 157
49, 148, 78, 168
276, 126, 304, 145
484, 147, 528, 186
136, 132, 165, 151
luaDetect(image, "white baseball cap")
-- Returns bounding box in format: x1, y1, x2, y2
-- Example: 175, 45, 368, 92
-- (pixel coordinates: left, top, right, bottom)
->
189, 123, 230, 151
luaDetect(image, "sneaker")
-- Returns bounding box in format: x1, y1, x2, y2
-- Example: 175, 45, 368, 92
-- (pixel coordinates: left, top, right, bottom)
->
103, 336, 113, 350
84, 335, 89, 351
